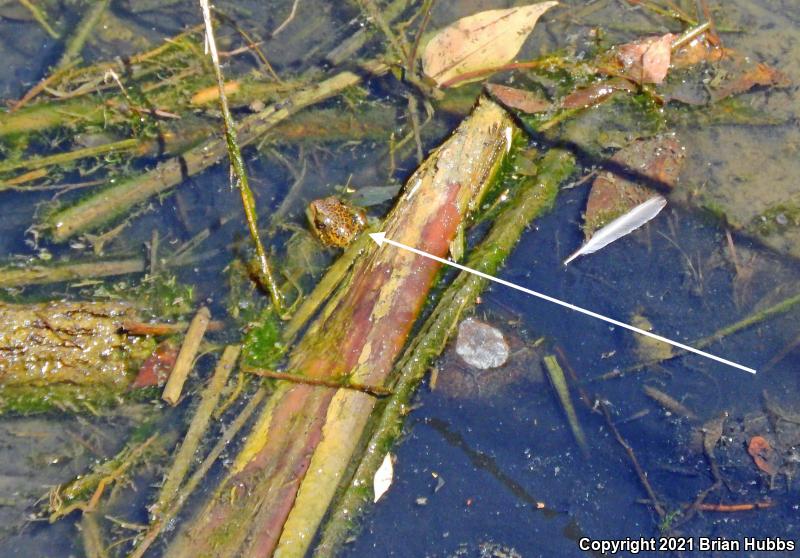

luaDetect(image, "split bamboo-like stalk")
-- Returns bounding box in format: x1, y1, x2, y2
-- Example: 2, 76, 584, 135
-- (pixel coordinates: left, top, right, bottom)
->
166, 96, 514, 557
315, 148, 576, 555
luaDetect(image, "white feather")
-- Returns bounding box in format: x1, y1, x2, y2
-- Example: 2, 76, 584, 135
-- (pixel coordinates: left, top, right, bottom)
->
373, 453, 394, 503
564, 195, 668, 265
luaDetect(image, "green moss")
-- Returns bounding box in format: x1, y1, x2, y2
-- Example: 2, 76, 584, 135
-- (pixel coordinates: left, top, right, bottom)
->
241, 308, 285, 368
0, 383, 126, 415
749, 203, 800, 236
90, 273, 194, 320
472, 130, 530, 225
666, 97, 783, 128
698, 198, 731, 225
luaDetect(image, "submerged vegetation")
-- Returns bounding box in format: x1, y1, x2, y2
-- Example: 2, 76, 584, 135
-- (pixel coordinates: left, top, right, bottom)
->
0, 0, 798, 556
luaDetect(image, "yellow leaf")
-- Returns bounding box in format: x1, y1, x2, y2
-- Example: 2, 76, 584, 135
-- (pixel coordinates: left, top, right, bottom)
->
422, 1, 559, 88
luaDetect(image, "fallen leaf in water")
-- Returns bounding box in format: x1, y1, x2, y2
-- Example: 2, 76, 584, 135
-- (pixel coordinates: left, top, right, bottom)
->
631, 312, 673, 362
132, 340, 179, 389
560, 78, 637, 109
373, 453, 394, 503
565, 195, 667, 265
747, 436, 778, 476
485, 83, 552, 113
583, 136, 684, 235
710, 62, 791, 102
422, 1, 559, 88
671, 37, 729, 68
614, 33, 675, 84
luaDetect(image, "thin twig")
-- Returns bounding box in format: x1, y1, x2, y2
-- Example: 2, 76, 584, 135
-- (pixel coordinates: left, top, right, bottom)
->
50, 435, 159, 522
695, 501, 774, 512
57, 0, 112, 69
356, 0, 410, 62
272, 0, 300, 36
241, 365, 392, 397
406, 0, 435, 76
671, 21, 711, 50
599, 401, 666, 518
698, 0, 721, 46
724, 229, 741, 275
763, 332, 800, 372
9, 60, 78, 113
18, 0, 59, 38
214, 368, 247, 418
128, 387, 268, 558
122, 320, 224, 336
405, 93, 424, 163
0, 138, 140, 177
596, 290, 800, 381
212, 8, 282, 81
200, 0, 285, 314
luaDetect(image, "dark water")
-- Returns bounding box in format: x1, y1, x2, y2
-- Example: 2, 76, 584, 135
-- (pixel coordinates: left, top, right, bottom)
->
1, 1, 798, 557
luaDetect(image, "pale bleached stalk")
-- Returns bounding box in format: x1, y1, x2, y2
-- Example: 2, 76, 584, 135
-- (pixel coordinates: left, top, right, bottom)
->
155, 345, 241, 514
162, 306, 211, 405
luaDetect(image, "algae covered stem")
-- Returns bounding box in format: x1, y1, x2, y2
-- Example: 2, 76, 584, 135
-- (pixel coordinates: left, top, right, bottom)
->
316, 149, 576, 555
200, 0, 283, 313
41, 71, 362, 243
166, 97, 515, 558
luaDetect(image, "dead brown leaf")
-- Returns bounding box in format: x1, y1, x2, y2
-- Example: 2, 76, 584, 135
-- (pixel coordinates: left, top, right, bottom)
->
710, 62, 791, 102
583, 136, 684, 235
485, 83, 552, 113
421, 1, 559, 88
671, 37, 729, 69
747, 435, 779, 476
560, 78, 637, 109
615, 33, 675, 84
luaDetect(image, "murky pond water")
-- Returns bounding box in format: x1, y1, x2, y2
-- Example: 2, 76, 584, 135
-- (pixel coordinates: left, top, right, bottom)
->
1, 0, 798, 556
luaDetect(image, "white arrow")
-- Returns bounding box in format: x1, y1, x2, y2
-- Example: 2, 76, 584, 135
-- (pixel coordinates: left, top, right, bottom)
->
369, 232, 756, 374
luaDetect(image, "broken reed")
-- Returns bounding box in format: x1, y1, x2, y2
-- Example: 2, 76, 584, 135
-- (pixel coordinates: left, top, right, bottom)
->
315, 148, 576, 556
40, 71, 361, 243
199, 0, 283, 312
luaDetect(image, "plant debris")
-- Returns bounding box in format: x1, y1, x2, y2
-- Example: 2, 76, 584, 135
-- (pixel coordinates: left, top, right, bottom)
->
747, 435, 779, 476
421, 1, 558, 87
583, 135, 685, 235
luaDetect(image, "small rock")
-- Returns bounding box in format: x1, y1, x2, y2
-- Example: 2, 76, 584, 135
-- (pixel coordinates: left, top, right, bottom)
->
455, 318, 509, 369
